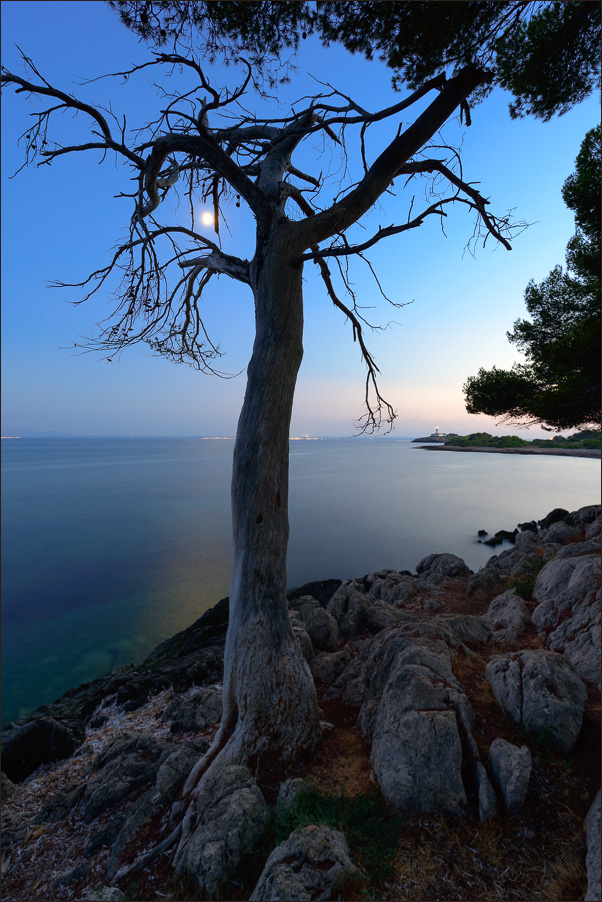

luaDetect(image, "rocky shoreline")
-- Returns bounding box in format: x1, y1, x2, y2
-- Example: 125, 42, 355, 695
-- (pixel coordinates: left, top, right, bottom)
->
1, 505, 600, 901
419, 444, 601, 458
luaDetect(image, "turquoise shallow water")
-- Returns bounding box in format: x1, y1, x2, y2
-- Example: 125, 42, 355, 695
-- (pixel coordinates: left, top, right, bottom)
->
1, 437, 599, 726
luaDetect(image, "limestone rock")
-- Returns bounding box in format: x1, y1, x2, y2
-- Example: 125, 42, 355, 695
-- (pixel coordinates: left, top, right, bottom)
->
415, 553, 471, 585
485, 546, 544, 577
250, 825, 357, 901
555, 537, 601, 560
1, 773, 16, 801
487, 589, 532, 641
538, 508, 569, 529
155, 741, 208, 801
363, 600, 411, 634
292, 596, 339, 651
473, 761, 498, 823
309, 650, 351, 685
164, 687, 223, 734
367, 571, 418, 607
532, 554, 601, 683
174, 764, 269, 896
1, 809, 28, 846
276, 778, 308, 809
467, 567, 511, 597
585, 789, 601, 902
439, 614, 492, 645
1, 715, 85, 783
83, 733, 178, 822
292, 621, 315, 662
327, 582, 372, 638
107, 788, 163, 879
541, 520, 583, 546
331, 621, 477, 815
485, 650, 587, 752
489, 738, 531, 814
515, 528, 538, 548
32, 783, 85, 824
370, 664, 469, 815
565, 505, 601, 528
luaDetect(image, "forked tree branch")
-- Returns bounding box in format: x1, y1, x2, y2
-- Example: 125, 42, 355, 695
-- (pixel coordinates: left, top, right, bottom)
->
3, 52, 519, 426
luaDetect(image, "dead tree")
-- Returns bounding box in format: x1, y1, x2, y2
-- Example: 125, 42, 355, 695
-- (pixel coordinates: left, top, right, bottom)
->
2, 52, 517, 880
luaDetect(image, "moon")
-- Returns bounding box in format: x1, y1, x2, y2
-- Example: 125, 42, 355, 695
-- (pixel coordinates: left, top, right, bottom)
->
200, 210, 214, 227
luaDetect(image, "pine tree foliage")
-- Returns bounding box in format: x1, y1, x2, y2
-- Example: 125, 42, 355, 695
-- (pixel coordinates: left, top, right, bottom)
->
464, 126, 601, 430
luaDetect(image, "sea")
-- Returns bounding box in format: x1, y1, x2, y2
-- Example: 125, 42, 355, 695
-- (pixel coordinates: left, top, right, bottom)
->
1, 436, 600, 727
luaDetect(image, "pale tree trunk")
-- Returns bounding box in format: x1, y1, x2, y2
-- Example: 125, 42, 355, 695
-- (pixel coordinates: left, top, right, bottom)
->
181, 216, 321, 801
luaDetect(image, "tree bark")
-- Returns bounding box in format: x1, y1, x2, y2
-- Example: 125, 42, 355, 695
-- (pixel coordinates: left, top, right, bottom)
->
184, 216, 321, 796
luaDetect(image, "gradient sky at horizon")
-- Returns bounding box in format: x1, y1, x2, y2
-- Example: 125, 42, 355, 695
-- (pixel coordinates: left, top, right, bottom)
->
2, 1, 600, 438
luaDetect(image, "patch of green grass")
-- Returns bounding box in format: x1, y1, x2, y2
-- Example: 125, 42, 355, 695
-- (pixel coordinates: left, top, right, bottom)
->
511, 557, 546, 600
271, 786, 402, 885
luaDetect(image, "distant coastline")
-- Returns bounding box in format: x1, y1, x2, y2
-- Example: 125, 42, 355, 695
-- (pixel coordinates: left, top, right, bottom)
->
419, 444, 601, 459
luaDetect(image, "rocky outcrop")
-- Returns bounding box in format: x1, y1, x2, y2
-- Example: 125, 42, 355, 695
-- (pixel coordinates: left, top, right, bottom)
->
485, 650, 587, 753
1, 715, 85, 783
290, 596, 339, 651
163, 686, 223, 734
327, 581, 374, 638
489, 738, 532, 814
486, 589, 532, 642
532, 553, 601, 684
250, 825, 358, 902
415, 552, 472, 584
82, 733, 183, 822
173, 764, 270, 896
328, 620, 482, 814
309, 650, 352, 685
1, 507, 600, 901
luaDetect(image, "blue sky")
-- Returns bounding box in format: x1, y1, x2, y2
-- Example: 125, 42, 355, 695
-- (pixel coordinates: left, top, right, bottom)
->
2, 1, 599, 438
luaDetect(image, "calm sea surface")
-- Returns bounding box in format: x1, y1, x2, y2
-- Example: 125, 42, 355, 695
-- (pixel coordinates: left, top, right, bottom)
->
2, 437, 600, 726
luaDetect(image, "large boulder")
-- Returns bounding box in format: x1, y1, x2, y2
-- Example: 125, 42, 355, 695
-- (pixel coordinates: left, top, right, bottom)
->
82, 734, 179, 822
538, 508, 569, 530
1, 715, 85, 783
250, 825, 357, 902
564, 505, 601, 529
327, 581, 373, 638
362, 600, 412, 634
163, 687, 223, 734
328, 622, 477, 815
291, 596, 339, 651
485, 650, 587, 753
174, 764, 270, 895
370, 660, 470, 815
489, 738, 531, 815
366, 571, 418, 607
532, 554, 601, 684
415, 553, 471, 585
309, 651, 352, 686
487, 589, 532, 642
483, 546, 544, 577
540, 520, 583, 546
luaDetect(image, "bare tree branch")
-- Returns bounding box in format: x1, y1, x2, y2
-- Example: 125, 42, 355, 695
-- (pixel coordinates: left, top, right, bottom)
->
291, 65, 493, 249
